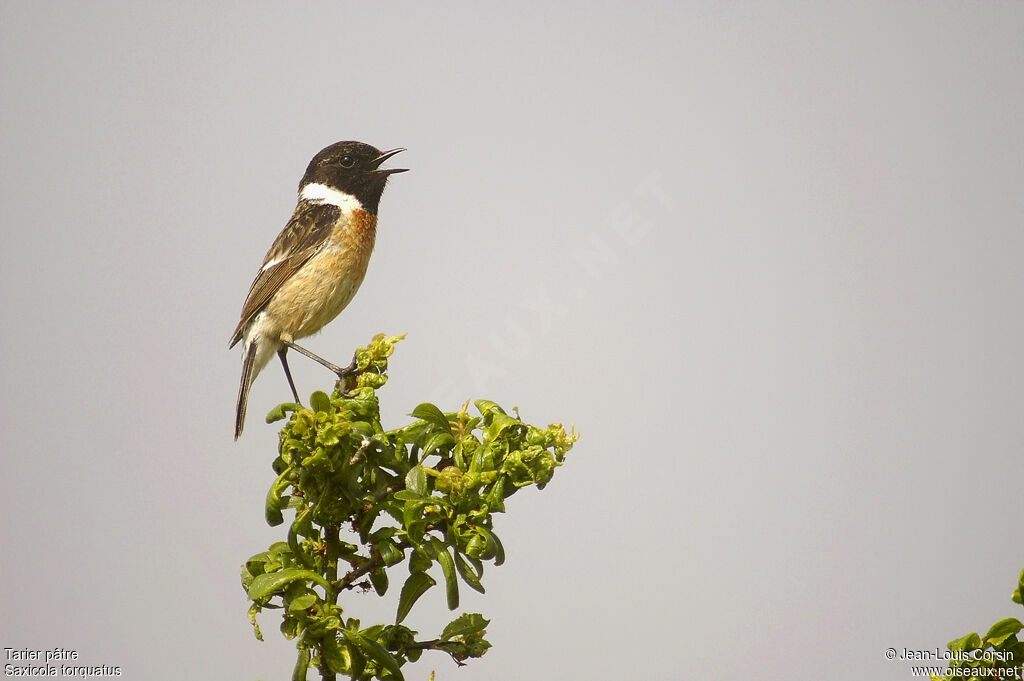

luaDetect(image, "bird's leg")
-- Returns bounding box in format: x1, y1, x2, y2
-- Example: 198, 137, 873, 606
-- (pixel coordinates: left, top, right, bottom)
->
277, 348, 302, 404
336, 351, 359, 378
282, 341, 360, 380
330, 351, 361, 398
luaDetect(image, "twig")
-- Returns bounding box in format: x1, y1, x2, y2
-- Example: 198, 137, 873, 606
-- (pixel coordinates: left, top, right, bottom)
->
349, 436, 371, 466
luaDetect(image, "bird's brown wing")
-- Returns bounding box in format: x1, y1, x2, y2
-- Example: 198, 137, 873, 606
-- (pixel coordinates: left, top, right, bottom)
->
229, 202, 342, 347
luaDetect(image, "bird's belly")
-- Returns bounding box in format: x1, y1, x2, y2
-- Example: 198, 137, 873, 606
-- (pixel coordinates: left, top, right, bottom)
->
264, 238, 372, 341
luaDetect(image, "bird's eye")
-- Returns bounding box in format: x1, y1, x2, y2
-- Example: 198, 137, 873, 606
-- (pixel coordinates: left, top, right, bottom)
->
339, 155, 356, 168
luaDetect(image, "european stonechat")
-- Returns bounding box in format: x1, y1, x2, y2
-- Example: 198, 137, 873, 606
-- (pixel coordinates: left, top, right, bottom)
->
230, 141, 406, 439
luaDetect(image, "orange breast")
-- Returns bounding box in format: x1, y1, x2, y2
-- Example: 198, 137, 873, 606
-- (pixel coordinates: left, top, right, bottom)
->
263, 209, 377, 341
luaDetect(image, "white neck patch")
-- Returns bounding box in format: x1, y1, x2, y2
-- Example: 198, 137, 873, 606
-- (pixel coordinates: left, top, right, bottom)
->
300, 183, 362, 213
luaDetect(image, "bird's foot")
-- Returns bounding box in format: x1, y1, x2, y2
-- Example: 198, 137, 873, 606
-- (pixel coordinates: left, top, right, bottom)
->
335, 352, 363, 396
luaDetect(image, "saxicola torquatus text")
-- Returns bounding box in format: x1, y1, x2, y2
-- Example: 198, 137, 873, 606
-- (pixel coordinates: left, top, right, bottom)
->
230, 141, 406, 439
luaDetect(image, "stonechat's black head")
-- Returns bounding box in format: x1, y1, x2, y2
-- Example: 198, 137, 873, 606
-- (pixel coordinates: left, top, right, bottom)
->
300, 141, 407, 214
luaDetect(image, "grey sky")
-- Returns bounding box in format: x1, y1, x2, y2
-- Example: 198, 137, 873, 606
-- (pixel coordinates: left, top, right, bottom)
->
2, 3, 1022, 680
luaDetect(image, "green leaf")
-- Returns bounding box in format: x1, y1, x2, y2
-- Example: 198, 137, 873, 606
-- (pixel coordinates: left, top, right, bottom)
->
948, 632, 982, 651
435, 465, 464, 493
431, 538, 459, 610
469, 444, 487, 473
319, 637, 343, 675
405, 466, 428, 496
465, 533, 487, 559
440, 613, 490, 641
409, 547, 432, 573
455, 552, 485, 594
246, 603, 263, 641
291, 648, 310, 681
248, 568, 330, 601
287, 512, 315, 569
323, 635, 361, 677
423, 432, 456, 456
341, 630, 404, 681
984, 618, 1024, 647
416, 540, 438, 559
287, 593, 317, 613
476, 526, 505, 566
396, 572, 436, 623
484, 476, 506, 508
264, 472, 290, 527
473, 399, 505, 417
503, 446, 556, 488
377, 540, 404, 567
411, 403, 451, 433
280, 614, 299, 639
402, 502, 430, 530
362, 624, 386, 640
369, 568, 389, 596
1014, 569, 1024, 605
349, 644, 367, 679
310, 390, 332, 413
267, 402, 299, 423
488, 411, 524, 437
379, 624, 416, 649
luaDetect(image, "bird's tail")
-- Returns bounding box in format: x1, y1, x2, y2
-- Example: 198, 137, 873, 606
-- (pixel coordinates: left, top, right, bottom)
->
235, 340, 259, 440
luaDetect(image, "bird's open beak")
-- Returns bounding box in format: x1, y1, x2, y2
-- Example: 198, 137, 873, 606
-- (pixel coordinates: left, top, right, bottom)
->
371, 148, 408, 175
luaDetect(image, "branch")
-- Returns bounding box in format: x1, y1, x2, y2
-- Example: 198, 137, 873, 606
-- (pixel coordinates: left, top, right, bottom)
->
335, 538, 413, 591
406, 639, 469, 667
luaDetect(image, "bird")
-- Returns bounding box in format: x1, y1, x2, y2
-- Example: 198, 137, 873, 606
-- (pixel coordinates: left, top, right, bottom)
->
230, 141, 407, 439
